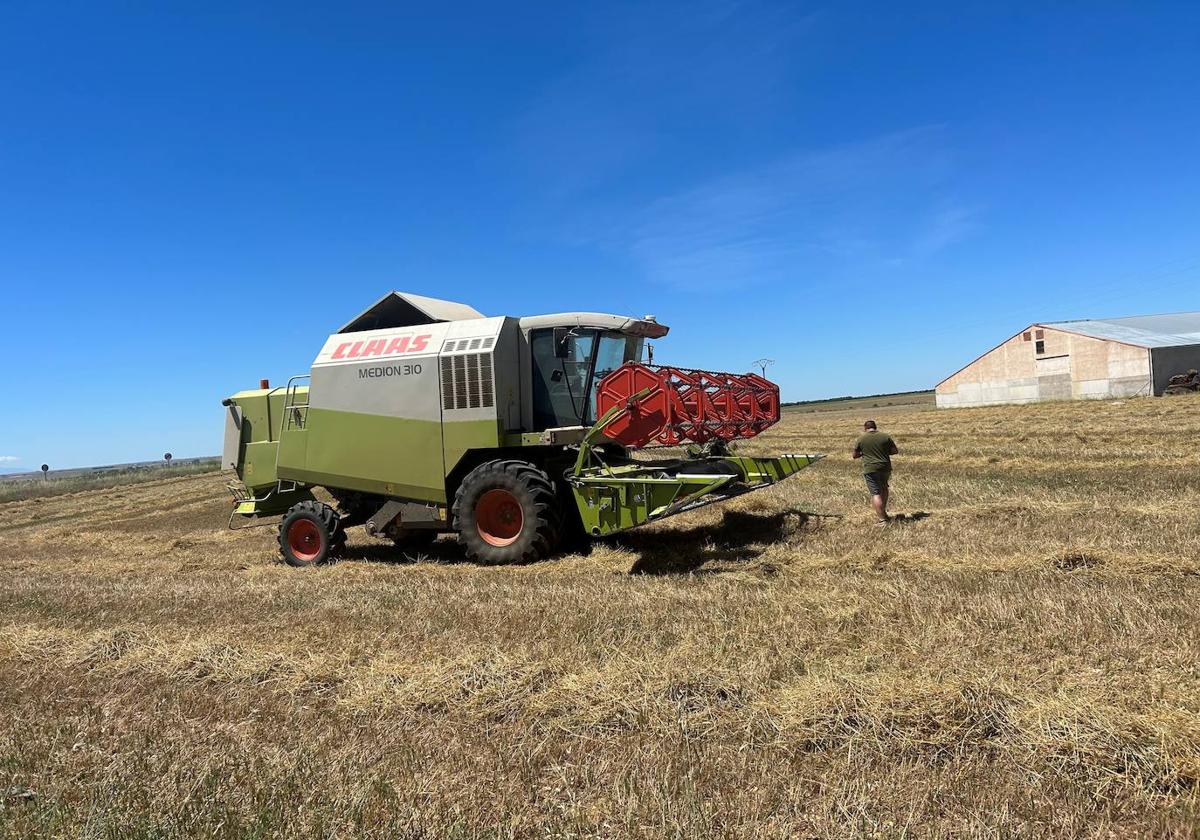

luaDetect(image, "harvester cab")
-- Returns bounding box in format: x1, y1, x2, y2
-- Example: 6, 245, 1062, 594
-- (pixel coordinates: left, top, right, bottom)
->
222, 291, 823, 566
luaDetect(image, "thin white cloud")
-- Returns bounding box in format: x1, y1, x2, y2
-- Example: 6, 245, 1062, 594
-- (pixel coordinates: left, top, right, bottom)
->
625, 127, 980, 291
912, 204, 980, 257
0, 456, 19, 462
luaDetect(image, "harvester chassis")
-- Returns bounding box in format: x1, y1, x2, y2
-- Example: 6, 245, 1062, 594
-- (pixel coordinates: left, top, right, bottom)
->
236, 396, 820, 567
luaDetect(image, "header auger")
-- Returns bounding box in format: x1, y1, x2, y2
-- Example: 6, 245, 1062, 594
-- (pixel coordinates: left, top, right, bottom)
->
221, 291, 822, 566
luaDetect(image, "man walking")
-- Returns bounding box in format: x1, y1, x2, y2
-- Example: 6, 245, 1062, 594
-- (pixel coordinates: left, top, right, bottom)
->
852, 419, 899, 524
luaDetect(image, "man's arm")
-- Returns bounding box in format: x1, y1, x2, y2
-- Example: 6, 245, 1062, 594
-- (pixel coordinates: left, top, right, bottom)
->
888, 438, 899, 455
852, 444, 862, 459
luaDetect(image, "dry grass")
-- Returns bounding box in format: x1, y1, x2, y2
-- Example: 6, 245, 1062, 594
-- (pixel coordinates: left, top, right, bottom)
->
0, 460, 220, 504
2, 395, 1199, 838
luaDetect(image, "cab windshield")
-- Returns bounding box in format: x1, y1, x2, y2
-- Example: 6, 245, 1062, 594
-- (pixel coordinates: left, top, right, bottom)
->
531, 328, 641, 429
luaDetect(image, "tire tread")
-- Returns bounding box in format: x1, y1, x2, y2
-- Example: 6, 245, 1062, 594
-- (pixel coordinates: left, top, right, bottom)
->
277, 500, 345, 567
452, 459, 562, 564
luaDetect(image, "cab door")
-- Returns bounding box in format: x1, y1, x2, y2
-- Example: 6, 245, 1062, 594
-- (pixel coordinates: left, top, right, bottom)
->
529, 327, 596, 430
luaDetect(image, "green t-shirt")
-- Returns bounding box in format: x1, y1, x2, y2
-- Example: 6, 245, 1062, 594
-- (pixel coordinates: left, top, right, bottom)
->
855, 431, 895, 474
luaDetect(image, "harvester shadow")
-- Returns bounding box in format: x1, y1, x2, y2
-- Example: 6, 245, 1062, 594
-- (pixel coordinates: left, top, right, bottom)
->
338, 539, 471, 566
622, 507, 830, 576
340, 534, 586, 566
335, 506, 836, 571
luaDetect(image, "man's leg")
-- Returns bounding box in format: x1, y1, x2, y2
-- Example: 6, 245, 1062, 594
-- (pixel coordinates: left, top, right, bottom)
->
865, 472, 889, 522
871, 492, 887, 521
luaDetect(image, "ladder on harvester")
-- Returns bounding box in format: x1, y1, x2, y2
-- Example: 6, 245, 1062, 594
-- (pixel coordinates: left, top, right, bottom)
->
275, 374, 311, 492
281, 374, 310, 431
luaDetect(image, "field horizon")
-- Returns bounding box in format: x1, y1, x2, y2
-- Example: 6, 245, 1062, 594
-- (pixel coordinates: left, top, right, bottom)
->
2, 393, 1199, 838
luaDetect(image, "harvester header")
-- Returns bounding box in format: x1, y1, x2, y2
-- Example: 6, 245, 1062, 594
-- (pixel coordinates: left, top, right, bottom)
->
221, 291, 821, 566
596, 364, 780, 448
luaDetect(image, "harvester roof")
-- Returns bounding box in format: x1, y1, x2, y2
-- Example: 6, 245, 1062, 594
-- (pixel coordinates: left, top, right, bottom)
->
338, 291, 485, 333
518, 312, 669, 338
339, 290, 669, 340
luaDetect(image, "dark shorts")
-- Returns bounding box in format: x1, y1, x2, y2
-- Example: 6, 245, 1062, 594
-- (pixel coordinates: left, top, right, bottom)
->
864, 470, 891, 496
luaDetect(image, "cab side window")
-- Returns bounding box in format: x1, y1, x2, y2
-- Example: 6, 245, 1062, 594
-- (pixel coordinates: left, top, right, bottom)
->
531, 328, 595, 430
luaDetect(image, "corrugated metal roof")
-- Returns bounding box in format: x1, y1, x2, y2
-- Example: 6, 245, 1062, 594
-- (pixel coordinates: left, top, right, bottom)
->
1043, 312, 1200, 348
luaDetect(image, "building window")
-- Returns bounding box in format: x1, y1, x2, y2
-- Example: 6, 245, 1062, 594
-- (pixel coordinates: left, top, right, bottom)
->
1035, 340, 1045, 355
1022, 331, 1031, 341
1035, 329, 1044, 340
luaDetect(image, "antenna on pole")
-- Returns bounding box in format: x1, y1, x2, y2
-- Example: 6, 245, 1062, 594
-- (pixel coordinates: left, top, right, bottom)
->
752, 358, 775, 378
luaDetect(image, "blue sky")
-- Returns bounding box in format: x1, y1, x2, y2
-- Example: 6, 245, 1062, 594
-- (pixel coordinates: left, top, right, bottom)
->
2, 2, 1199, 468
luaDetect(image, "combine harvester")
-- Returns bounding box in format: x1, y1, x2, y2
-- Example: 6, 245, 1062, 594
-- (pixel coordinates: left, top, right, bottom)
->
222, 292, 822, 566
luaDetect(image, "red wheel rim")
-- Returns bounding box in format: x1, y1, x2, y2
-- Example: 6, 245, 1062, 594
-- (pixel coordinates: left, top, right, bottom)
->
287, 518, 324, 561
475, 489, 523, 547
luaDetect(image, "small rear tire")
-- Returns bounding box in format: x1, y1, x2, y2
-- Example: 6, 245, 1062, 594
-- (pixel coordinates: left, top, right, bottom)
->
452, 460, 562, 564
278, 501, 345, 567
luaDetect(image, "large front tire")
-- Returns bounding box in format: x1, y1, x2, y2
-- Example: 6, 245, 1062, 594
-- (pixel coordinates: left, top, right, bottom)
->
278, 501, 345, 567
452, 460, 562, 564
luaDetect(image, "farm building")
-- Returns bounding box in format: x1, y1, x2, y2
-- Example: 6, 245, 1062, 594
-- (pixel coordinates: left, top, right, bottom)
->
936, 312, 1200, 408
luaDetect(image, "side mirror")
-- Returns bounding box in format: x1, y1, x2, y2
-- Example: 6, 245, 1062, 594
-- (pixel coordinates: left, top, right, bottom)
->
553, 327, 571, 358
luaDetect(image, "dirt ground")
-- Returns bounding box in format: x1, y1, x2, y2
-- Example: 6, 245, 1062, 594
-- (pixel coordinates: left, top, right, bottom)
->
2, 395, 1199, 838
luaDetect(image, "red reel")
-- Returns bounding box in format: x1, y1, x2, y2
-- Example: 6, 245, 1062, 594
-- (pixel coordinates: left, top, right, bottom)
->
595, 363, 782, 448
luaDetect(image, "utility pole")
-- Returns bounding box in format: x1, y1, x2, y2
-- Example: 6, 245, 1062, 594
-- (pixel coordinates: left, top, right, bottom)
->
753, 358, 775, 378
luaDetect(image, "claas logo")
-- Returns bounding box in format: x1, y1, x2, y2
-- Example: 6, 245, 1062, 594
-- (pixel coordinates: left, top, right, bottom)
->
330, 333, 431, 360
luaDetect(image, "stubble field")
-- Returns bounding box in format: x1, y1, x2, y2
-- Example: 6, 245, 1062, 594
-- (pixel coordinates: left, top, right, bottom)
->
2, 394, 1199, 838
